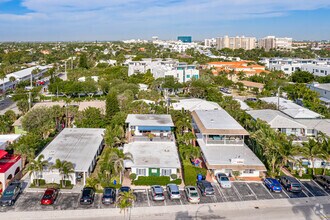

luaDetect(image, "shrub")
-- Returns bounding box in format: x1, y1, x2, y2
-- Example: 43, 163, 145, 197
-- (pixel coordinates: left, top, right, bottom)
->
232, 171, 240, 177
33, 179, 46, 186
60, 180, 72, 187
170, 174, 177, 180
129, 173, 137, 181
133, 176, 182, 186
182, 162, 197, 186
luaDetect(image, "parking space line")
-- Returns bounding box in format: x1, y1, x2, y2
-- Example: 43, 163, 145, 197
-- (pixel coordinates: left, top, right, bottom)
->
281, 189, 290, 198
312, 180, 330, 196
302, 190, 309, 197
297, 180, 315, 197
215, 184, 227, 202
245, 183, 258, 200
232, 184, 243, 201
260, 183, 275, 199
179, 197, 183, 206
146, 189, 151, 207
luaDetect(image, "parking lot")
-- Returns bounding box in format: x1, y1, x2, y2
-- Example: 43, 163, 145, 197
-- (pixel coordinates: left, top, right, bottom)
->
1, 180, 329, 212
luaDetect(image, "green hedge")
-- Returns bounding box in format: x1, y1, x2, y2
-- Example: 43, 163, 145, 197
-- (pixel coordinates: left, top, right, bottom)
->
183, 163, 197, 186
60, 180, 72, 187
306, 168, 330, 176
133, 176, 182, 186
33, 179, 46, 186
182, 161, 207, 186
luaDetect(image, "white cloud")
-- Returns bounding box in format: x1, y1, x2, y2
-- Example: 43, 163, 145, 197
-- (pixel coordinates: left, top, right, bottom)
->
0, 0, 329, 40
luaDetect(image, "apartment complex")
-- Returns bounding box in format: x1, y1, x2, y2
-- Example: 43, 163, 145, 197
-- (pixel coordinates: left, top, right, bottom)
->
192, 109, 266, 178
128, 58, 199, 83
258, 36, 292, 51
307, 83, 330, 107
204, 38, 217, 47
124, 114, 180, 179
261, 57, 330, 76
216, 36, 256, 50
0, 65, 50, 93
207, 61, 267, 81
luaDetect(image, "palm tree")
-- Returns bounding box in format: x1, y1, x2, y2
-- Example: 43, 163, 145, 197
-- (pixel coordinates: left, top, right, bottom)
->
27, 154, 49, 186
300, 139, 325, 176
51, 159, 74, 188
0, 69, 6, 100
109, 151, 133, 184
317, 132, 330, 175
117, 191, 136, 220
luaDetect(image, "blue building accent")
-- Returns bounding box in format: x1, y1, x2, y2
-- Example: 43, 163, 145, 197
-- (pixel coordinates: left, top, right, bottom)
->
177, 36, 192, 43
138, 126, 172, 131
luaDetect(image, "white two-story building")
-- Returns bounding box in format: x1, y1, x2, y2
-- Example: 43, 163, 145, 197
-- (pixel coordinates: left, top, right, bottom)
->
124, 114, 180, 179
191, 109, 266, 178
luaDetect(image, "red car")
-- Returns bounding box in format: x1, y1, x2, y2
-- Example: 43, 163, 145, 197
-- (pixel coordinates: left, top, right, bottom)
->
40, 188, 59, 205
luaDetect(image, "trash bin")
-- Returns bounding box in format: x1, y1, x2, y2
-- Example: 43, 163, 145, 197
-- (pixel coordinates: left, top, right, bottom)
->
197, 173, 203, 181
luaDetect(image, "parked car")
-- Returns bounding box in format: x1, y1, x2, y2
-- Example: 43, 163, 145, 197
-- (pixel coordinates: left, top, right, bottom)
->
184, 186, 200, 204
263, 178, 282, 192
246, 97, 258, 102
102, 187, 116, 205
79, 187, 95, 205
314, 175, 330, 189
220, 87, 231, 94
0, 181, 22, 207
166, 184, 181, 200
40, 188, 59, 205
279, 176, 302, 193
118, 186, 131, 194
216, 173, 232, 188
150, 185, 165, 201
197, 180, 215, 196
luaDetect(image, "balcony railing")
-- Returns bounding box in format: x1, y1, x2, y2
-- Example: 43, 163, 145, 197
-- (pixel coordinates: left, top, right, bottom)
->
131, 136, 174, 142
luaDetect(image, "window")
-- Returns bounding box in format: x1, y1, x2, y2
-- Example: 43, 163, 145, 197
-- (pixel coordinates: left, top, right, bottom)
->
243, 169, 255, 174
161, 169, 172, 176
137, 168, 146, 176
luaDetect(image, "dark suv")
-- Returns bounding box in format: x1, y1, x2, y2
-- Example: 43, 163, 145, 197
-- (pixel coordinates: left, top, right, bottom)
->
279, 176, 302, 193
314, 175, 330, 190
197, 180, 215, 196
0, 181, 22, 207
102, 187, 116, 205
80, 187, 95, 205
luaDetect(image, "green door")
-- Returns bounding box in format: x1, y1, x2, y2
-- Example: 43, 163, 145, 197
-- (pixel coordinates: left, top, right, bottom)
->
149, 168, 160, 177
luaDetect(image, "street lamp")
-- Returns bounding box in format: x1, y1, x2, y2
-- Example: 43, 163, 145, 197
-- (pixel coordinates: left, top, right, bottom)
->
195, 205, 214, 220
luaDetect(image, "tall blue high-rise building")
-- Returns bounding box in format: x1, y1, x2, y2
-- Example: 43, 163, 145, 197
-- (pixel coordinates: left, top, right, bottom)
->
177, 36, 192, 43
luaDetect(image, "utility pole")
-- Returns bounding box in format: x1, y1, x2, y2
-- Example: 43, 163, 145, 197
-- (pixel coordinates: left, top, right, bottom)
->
28, 91, 31, 110
277, 86, 281, 110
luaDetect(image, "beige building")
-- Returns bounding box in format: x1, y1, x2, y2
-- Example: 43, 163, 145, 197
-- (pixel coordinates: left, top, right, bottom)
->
216, 36, 256, 50
258, 36, 292, 51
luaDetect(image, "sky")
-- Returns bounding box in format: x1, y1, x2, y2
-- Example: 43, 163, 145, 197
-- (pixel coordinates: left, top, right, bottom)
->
0, 0, 330, 41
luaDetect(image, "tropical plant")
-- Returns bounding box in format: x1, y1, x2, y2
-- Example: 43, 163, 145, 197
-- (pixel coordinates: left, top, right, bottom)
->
117, 191, 136, 220
109, 151, 133, 184
27, 154, 49, 186
51, 159, 74, 188
300, 139, 325, 176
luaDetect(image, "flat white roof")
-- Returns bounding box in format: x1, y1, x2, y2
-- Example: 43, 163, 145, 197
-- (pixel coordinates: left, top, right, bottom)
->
260, 97, 322, 119
172, 98, 221, 111
194, 110, 245, 130
197, 139, 265, 167
0, 134, 21, 143
126, 114, 174, 127
39, 128, 105, 172
123, 141, 180, 168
